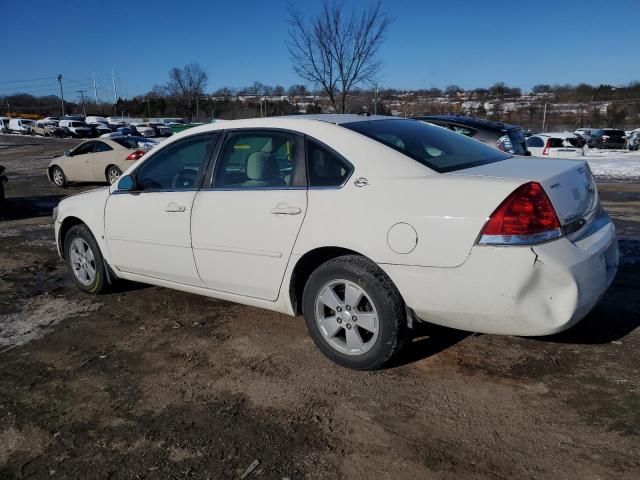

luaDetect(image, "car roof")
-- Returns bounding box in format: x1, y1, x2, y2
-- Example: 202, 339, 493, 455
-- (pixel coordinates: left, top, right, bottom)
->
414, 114, 520, 131
279, 113, 394, 125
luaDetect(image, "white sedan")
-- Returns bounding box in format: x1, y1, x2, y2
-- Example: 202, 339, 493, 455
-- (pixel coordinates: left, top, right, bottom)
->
53, 115, 619, 370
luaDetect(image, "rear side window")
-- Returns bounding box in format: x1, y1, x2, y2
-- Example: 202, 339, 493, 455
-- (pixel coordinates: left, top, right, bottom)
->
214, 131, 305, 189
548, 138, 564, 148
344, 119, 509, 173
94, 141, 112, 153
306, 140, 352, 187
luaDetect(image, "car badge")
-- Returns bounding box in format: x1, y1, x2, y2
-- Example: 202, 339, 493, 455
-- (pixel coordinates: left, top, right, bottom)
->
354, 177, 369, 187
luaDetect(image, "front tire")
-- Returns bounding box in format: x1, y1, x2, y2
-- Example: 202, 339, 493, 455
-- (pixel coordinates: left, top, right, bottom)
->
302, 255, 407, 370
106, 165, 122, 185
64, 224, 108, 294
51, 166, 67, 188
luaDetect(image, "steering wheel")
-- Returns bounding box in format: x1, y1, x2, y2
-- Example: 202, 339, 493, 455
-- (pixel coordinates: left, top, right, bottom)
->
171, 169, 198, 189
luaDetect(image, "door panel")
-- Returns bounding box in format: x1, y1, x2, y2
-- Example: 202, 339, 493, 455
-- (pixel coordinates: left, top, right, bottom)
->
191, 189, 307, 300
104, 133, 217, 285
105, 191, 202, 285
66, 142, 95, 181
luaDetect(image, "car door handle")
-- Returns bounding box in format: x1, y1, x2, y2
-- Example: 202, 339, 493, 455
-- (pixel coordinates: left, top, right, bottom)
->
270, 205, 302, 215
164, 202, 186, 213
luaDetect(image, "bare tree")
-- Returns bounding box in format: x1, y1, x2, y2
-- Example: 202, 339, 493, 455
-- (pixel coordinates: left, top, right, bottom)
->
166, 63, 208, 121
287, 1, 393, 113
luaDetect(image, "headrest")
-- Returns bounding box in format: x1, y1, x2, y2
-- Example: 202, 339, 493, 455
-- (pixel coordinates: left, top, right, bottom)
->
246, 152, 279, 180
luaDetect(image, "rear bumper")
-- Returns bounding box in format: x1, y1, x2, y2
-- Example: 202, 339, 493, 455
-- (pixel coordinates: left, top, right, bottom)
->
380, 213, 618, 336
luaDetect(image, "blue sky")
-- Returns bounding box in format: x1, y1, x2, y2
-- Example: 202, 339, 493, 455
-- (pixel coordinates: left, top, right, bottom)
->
1, 0, 639, 99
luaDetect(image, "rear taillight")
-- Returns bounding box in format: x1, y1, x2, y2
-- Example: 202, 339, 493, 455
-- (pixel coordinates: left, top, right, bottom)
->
542, 139, 551, 156
125, 149, 145, 160
477, 182, 562, 245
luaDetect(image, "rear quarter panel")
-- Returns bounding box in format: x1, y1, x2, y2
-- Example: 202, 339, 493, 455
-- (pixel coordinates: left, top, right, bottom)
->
296, 171, 522, 268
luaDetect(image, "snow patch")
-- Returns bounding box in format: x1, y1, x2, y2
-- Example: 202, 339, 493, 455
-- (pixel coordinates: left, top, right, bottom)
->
0, 297, 102, 347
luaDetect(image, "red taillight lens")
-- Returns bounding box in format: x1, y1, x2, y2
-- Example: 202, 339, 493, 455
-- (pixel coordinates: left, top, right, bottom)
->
125, 149, 145, 161
478, 182, 561, 245
542, 138, 551, 156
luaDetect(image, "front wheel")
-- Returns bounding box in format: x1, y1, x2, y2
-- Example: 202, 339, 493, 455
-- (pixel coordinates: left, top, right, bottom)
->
64, 224, 108, 294
51, 166, 67, 188
106, 165, 122, 184
302, 255, 407, 370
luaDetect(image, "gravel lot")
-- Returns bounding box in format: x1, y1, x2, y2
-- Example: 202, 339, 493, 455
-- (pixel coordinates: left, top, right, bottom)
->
0, 134, 638, 479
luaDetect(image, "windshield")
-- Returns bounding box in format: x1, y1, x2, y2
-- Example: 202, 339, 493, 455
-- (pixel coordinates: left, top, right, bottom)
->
343, 119, 510, 173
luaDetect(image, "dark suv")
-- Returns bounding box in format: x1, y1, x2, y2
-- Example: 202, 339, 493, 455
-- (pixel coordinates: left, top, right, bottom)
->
413, 115, 530, 156
588, 129, 626, 149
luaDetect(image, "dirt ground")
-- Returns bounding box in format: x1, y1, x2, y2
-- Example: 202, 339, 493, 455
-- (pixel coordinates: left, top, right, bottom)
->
0, 134, 638, 479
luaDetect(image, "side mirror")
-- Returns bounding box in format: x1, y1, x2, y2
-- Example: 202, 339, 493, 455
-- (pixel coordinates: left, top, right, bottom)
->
117, 174, 136, 191
64, 150, 71, 157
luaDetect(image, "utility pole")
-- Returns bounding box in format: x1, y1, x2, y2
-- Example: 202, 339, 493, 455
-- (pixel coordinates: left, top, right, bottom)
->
542, 102, 547, 132
92, 72, 98, 105
57, 74, 65, 116
76, 90, 87, 116
374, 83, 378, 115
147, 97, 151, 118
111, 69, 117, 103
196, 96, 199, 121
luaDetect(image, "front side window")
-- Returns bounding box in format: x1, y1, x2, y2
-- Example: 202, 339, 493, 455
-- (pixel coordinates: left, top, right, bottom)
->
307, 140, 353, 187
135, 134, 215, 191
344, 119, 510, 173
73, 142, 95, 156
214, 131, 305, 188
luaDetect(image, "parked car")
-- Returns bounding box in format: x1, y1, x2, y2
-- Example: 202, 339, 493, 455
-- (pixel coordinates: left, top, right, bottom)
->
413, 115, 531, 156
9, 118, 35, 135
33, 121, 67, 137
89, 122, 113, 137
526, 134, 584, 158
0, 117, 11, 133
148, 122, 173, 137
116, 126, 139, 136
41, 116, 60, 125
85, 116, 109, 126
131, 122, 155, 137
58, 120, 92, 138
47, 137, 149, 187
588, 129, 627, 149
52, 115, 618, 370
627, 128, 640, 151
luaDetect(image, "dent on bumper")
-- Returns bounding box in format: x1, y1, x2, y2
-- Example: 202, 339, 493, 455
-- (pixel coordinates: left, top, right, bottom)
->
380, 219, 618, 336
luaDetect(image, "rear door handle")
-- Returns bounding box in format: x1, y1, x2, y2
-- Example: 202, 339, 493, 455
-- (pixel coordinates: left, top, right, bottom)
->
164, 202, 186, 213
270, 204, 302, 215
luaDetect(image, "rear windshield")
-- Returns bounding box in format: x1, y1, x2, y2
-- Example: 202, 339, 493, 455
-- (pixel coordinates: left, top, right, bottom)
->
112, 136, 157, 149
343, 119, 510, 173
603, 129, 625, 137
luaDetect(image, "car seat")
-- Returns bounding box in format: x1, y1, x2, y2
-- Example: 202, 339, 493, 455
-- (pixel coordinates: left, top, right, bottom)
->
242, 151, 285, 187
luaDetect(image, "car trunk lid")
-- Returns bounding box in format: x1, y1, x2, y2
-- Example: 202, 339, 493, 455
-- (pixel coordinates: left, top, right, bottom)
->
451, 157, 599, 230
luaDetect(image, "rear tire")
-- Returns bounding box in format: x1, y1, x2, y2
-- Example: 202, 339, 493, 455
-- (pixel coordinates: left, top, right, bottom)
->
106, 165, 122, 185
302, 255, 407, 370
64, 224, 108, 294
51, 166, 68, 188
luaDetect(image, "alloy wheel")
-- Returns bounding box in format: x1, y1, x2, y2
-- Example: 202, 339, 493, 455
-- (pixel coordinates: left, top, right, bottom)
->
69, 237, 96, 286
314, 279, 379, 356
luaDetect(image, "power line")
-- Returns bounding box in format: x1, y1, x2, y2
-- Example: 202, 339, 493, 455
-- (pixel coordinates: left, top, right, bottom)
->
0, 76, 57, 84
